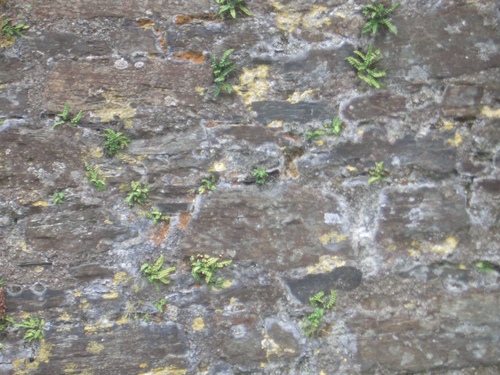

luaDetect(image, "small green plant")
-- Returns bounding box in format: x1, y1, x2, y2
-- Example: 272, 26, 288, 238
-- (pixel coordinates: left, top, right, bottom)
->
362, 1, 399, 36
0, 316, 15, 332
52, 103, 83, 128
253, 168, 269, 185
368, 161, 386, 185
1, 18, 29, 40
306, 130, 325, 142
15, 316, 45, 343
212, 49, 236, 97
190, 254, 232, 287
141, 255, 176, 290
145, 208, 170, 224
324, 117, 343, 136
216, 0, 253, 19
85, 162, 106, 191
198, 175, 217, 194
346, 45, 386, 88
126, 181, 150, 206
302, 290, 337, 337
476, 261, 496, 273
52, 192, 65, 205
153, 298, 167, 312
102, 128, 131, 157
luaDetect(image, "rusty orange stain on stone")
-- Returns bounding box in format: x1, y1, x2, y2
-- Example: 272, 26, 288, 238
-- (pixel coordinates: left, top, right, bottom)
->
178, 212, 192, 230
147, 221, 171, 246
174, 14, 218, 26
134, 18, 155, 29
173, 51, 205, 64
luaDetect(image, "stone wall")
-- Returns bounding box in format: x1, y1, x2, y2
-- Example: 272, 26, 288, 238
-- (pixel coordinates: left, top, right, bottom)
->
0, 0, 499, 374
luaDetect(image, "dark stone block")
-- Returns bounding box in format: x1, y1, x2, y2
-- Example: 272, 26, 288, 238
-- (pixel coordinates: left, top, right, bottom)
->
286, 266, 363, 303
252, 101, 335, 124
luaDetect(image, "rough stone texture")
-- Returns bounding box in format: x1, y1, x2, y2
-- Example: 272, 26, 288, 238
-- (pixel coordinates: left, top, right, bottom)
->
1, 0, 499, 374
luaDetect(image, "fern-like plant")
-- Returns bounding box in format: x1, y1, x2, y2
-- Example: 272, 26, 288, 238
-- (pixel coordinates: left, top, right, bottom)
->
141, 255, 176, 290
302, 290, 337, 337
126, 181, 150, 206
368, 161, 386, 185
198, 175, 217, 194
212, 49, 236, 97
324, 117, 343, 136
52, 192, 65, 205
145, 208, 170, 224
84, 162, 106, 191
253, 168, 269, 185
305, 130, 325, 142
216, 0, 253, 19
1, 18, 29, 40
346, 45, 386, 88
102, 128, 131, 157
190, 254, 232, 287
53, 103, 83, 128
362, 1, 399, 36
153, 298, 167, 312
15, 316, 45, 343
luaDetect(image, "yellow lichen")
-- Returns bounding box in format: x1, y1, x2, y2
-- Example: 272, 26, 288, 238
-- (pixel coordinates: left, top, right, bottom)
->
307, 255, 347, 274
267, 120, 283, 128
270, 2, 331, 33
319, 231, 349, 245
195, 86, 205, 96
446, 132, 462, 147
140, 363, 148, 369
64, 364, 94, 375
79, 299, 90, 309
138, 366, 187, 375
233, 65, 270, 106
84, 320, 113, 335
13, 340, 54, 375
346, 165, 358, 172
59, 312, 71, 322
481, 106, 500, 118
115, 316, 130, 326
94, 92, 136, 128
86, 147, 104, 159
32, 200, 48, 207
431, 236, 458, 255
113, 271, 132, 286
102, 290, 119, 300
191, 317, 205, 331
287, 90, 314, 104
86, 341, 105, 355
441, 120, 454, 131
210, 162, 227, 172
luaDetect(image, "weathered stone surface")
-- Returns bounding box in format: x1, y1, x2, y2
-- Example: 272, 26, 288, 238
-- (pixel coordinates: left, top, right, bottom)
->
375, 184, 469, 258
180, 184, 349, 271
342, 91, 406, 121
1, 0, 500, 373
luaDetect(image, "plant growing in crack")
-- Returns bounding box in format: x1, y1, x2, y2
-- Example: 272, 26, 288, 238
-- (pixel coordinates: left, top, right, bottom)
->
145, 208, 170, 224
198, 174, 217, 194
324, 117, 343, 136
303, 290, 336, 337
102, 128, 131, 157
85, 162, 106, 191
52, 192, 65, 205
15, 315, 45, 343
362, 1, 399, 36
126, 181, 150, 206
52, 102, 83, 128
190, 254, 232, 287
368, 161, 387, 185
211, 49, 236, 97
253, 168, 269, 185
141, 255, 176, 290
1, 17, 29, 40
346, 45, 386, 88
216, 0, 253, 19
153, 298, 167, 312
305, 130, 325, 142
